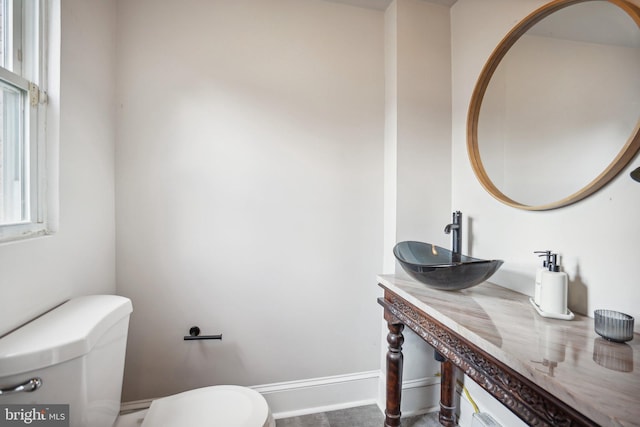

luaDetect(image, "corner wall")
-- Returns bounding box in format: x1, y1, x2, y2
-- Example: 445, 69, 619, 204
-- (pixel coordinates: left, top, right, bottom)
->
381, 0, 453, 416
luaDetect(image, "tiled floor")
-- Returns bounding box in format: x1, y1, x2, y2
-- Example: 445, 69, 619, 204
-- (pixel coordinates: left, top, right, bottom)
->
275, 405, 441, 427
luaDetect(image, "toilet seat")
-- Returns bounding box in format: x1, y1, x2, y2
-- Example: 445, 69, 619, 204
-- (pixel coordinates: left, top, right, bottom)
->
141, 385, 274, 427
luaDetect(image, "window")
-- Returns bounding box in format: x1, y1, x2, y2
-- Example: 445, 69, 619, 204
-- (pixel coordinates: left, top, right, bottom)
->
0, 0, 47, 242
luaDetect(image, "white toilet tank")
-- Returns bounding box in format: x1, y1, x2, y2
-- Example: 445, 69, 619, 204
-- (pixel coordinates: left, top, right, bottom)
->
0, 295, 133, 427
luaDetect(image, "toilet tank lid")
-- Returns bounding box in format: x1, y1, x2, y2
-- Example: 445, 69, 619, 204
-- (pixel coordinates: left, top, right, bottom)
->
0, 295, 133, 377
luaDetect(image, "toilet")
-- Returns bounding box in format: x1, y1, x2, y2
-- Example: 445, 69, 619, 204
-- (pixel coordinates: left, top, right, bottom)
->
0, 295, 274, 427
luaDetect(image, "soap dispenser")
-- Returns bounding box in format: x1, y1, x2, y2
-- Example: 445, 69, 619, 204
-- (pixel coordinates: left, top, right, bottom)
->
538, 254, 573, 319
530, 253, 574, 320
533, 250, 551, 307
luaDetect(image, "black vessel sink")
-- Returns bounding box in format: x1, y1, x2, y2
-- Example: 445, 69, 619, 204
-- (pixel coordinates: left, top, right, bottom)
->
393, 241, 503, 291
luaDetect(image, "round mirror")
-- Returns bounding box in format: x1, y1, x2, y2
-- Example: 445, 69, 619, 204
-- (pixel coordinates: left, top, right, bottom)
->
467, 0, 640, 210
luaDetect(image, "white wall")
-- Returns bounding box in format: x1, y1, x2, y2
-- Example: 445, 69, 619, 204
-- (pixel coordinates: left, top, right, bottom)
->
451, 0, 640, 425
0, 0, 117, 337
115, 0, 385, 403
395, 0, 452, 248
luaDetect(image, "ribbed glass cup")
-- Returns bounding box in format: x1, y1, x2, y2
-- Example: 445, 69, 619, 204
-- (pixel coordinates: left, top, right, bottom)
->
594, 310, 634, 343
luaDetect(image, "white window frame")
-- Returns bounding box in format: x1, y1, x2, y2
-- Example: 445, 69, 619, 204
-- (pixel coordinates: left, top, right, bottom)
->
0, 0, 48, 243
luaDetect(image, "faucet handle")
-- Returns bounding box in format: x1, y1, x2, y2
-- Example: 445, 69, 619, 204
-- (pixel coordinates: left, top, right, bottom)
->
534, 250, 552, 267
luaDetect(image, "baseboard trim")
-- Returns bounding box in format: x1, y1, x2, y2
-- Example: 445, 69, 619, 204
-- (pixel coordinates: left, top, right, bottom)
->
120, 371, 441, 421
252, 370, 381, 419
120, 398, 153, 414
254, 371, 441, 420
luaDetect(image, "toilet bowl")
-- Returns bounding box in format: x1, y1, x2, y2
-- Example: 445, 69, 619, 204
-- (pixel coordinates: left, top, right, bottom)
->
0, 295, 274, 427
115, 385, 274, 427
141, 385, 272, 427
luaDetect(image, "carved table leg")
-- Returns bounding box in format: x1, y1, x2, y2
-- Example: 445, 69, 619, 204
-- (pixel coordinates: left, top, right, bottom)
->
439, 359, 457, 427
385, 322, 404, 427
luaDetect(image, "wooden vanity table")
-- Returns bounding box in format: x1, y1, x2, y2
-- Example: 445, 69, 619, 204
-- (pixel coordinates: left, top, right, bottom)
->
378, 274, 640, 427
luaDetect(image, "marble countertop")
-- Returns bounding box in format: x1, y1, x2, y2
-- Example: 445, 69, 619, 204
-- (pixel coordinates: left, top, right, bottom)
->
378, 274, 640, 427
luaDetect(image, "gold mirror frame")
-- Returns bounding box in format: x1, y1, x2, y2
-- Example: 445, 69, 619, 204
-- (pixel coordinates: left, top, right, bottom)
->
467, 0, 640, 211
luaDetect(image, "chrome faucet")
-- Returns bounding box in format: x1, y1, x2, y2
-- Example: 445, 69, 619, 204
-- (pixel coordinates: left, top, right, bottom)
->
444, 211, 462, 260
